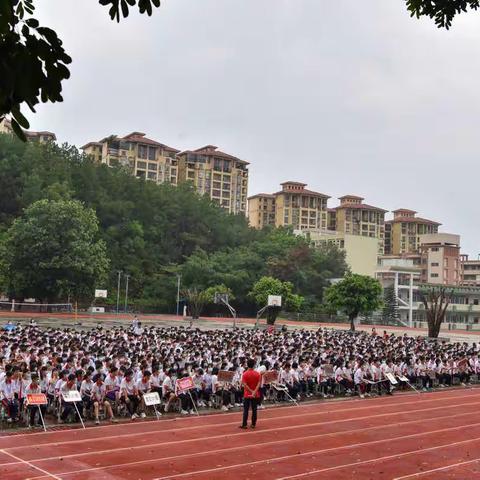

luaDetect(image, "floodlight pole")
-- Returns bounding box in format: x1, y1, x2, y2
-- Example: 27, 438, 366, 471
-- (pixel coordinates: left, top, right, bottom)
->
116, 271, 122, 314
176, 274, 181, 316
124, 274, 130, 313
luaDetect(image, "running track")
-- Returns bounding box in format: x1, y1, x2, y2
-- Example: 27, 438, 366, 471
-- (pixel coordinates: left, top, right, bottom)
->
2, 388, 480, 479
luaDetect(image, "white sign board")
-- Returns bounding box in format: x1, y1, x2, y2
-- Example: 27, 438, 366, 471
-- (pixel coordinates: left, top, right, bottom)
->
386, 373, 398, 385
143, 392, 161, 406
268, 295, 282, 307
95, 289, 108, 298
62, 390, 82, 402
398, 375, 409, 383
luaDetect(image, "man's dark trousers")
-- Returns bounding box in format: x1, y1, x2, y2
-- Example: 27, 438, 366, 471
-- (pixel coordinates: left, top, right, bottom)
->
242, 397, 258, 427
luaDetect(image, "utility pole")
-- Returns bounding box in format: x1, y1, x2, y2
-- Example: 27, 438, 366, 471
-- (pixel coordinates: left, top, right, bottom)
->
176, 274, 181, 316
116, 271, 122, 314
124, 274, 130, 313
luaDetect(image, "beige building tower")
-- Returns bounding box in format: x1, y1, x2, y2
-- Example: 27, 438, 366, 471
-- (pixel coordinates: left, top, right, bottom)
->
82, 132, 179, 185
176, 145, 249, 215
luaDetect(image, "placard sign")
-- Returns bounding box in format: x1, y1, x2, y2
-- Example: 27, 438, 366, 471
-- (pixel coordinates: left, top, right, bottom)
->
398, 375, 409, 382
385, 372, 398, 385
143, 392, 161, 406
176, 376, 195, 394
26, 393, 47, 406
263, 370, 279, 384
217, 370, 235, 383
62, 390, 82, 402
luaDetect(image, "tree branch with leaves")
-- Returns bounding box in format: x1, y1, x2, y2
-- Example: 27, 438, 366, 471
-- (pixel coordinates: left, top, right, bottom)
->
0, 0, 161, 140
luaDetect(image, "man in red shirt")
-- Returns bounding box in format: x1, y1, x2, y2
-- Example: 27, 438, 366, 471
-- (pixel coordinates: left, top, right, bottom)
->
239, 359, 261, 429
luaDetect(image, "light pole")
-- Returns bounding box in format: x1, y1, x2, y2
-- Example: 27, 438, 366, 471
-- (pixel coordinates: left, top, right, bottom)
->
124, 274, 130, 313
116, 271, 122, 314
176, 274, 181, 316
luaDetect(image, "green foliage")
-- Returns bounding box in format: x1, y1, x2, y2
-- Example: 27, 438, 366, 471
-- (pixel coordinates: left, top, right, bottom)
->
324, 274, 383, 331
203, 284, 235, 305
0, 0, 161, 140
248, 276, 303, 325
2, 199, 109, 301
406, 0, 480, 29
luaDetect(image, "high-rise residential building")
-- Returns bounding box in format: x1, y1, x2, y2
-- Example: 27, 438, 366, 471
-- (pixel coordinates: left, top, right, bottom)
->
0, 118, 56, 143
247, 182, 329, 230
384, 209, 441, 255
176, 145, 249, 215
461, 255, 480, 287
330, 195, 387, 254
82, 132, 179, 185
247, 194, 276, 229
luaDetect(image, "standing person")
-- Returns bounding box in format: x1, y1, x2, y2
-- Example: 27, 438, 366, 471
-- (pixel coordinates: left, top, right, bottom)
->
239, 359, 261, 430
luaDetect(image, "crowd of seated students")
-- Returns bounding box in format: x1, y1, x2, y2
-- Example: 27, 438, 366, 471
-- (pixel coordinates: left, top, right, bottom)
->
0, 323, 479, 427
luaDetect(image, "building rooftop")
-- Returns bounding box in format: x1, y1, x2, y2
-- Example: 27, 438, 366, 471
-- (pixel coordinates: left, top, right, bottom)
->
335, 203, 388, 213
179, 145, 249, 165
81, 132, 179, 153
247, 193, 275, 200
386, 216, 441, 226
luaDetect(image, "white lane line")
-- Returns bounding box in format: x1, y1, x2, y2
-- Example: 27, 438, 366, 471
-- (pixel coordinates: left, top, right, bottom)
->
1, 386, 477, 441
5, 390, 480, 452
11, 405, 480, 469
26, 415, 480, 479
153, 434, 480, 480
393, 458, 480, 479
0, 449, 62, 480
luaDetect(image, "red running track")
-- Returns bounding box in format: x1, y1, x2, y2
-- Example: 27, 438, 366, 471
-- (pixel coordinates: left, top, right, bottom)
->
1, 388, 480, 479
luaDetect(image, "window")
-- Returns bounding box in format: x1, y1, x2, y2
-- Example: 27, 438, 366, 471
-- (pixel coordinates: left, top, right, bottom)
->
148, 146, 157, 160
431, 247, 439, 252
431, 273, 439, 278
138, 145, 147, 159
137, 161, 147, 170
431, 262, 439, 267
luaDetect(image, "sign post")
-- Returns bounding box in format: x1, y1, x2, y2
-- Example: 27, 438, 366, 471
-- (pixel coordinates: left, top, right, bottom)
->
176, 377, 199, 416
61, 390, 85, 429
143, 392, 162, 420
26, 393, 48, 432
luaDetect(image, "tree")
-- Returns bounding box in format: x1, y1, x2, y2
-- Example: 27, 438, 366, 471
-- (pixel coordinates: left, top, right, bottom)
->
2, 199, 109, 302
418, 285, 454, 338
324, 274, 383, 331
0, 0, 161, 139
248, 276, 303, 325
203, 284, 235, 305
406, 0, 479, 29
382, 285, 400, 323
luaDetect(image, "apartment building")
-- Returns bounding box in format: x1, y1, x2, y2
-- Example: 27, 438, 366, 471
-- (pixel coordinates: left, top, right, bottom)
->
331, 195, 387, 254
461, 255, 480, 287
247, 194, 276, 229
82, 132, 179, 185
0, 118, 56, 143
247, 182, 329, 230
384, 209, 440, 255
176, 145, 249, 215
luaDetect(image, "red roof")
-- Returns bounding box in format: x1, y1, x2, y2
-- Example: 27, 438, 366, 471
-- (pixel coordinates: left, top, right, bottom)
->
273, 189, 330, 199
247, 193, 275, 200
335, 203, 388, 213
82, 132, 180, 153
339, 194, 364, 201
393, 208, 417, 214
179, 146, 249, 165
281, 181, 307, 187
386, 217, 441, 226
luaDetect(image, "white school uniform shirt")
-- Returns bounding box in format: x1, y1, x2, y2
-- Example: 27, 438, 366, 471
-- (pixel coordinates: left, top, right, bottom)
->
120, 378, 137, 396
0, 380, 17, 400
136, 378, 151, 393
354, 368, 364, 385
80, 380, 93, 397
105, 375, 119, 391
334, 367, 344, 382
91, 383, 106, 401
162, 376, 173, 396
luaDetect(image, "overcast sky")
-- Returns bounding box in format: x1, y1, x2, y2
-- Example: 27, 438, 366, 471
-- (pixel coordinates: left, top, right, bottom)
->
34, 0, 480, 255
